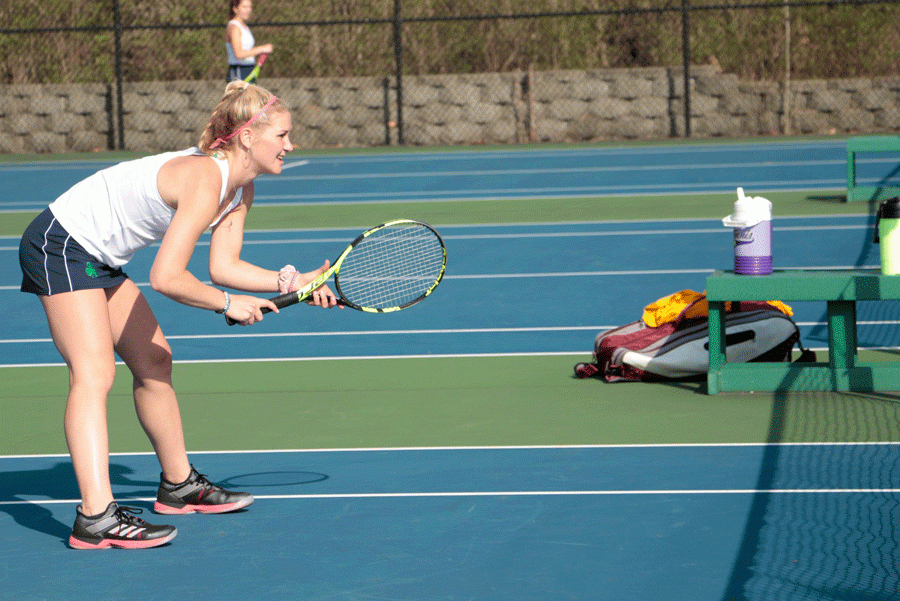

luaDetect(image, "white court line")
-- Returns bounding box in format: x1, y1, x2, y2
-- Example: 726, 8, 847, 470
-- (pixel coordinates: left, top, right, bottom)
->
2, 440, 898, 459
259, 488, 900, 498
4, 488, 900, 507
5, 442, 898, 506
0, 142, 843, 174
0, 326, 607, 344
260, 141, 846, 163
0, 214, 873, 242
3, 321, 900, 345
0, 224, 874, 252
269, 159, 849, 182
2, 263, 885, 289
6, 346, 900, 369
280, 159, 309, 170
4, 321, 898, 345
251, 179, 849, 204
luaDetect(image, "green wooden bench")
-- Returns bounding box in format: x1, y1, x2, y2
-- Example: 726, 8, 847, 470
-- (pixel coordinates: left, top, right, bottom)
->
846, 136, 900, 202
706, 269, 900, 394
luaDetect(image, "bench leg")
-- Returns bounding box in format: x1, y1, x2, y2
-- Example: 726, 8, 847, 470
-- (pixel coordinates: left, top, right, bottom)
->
846, 149, 856, 202
707, 301, 727, 394
827, 300, 858, 390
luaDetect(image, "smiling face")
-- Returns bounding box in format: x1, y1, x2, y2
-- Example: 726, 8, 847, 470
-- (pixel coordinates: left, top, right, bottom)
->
247, 109, 293, 175
233, 0, 252, 21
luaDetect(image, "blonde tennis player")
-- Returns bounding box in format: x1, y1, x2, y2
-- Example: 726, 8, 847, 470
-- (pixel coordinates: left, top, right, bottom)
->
18, 81, 336, 549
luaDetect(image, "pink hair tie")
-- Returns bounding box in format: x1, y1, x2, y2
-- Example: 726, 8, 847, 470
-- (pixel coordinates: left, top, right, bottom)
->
209, 95, 278, 150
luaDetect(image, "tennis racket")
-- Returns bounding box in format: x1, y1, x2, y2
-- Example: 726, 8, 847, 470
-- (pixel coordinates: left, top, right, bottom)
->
243, 53, 267, 82
226, 219, 446, 325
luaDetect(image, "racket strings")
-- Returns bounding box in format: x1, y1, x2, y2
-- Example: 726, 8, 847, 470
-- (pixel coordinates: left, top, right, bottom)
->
337, 224, 445, 309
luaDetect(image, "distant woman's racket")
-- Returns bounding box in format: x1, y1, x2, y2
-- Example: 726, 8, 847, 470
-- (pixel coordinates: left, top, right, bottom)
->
243, 53, 267, 82
226, 219, 446, 325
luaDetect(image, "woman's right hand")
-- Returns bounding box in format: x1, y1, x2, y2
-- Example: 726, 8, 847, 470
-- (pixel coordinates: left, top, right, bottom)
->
225, 293, 278, 325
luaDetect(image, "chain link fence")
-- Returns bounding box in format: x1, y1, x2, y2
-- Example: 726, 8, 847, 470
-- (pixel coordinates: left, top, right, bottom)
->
2, 0, 900, 153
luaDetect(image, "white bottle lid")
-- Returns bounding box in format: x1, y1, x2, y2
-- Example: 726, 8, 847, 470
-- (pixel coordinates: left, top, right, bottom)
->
722, 187, 772, 228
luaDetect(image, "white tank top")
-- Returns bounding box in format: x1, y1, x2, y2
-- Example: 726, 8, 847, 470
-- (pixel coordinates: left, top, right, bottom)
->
49, 148, 242, 268
225, 19, 255, 66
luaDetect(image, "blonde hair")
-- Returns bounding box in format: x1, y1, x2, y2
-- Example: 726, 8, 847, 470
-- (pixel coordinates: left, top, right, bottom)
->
199, 81, 288, 154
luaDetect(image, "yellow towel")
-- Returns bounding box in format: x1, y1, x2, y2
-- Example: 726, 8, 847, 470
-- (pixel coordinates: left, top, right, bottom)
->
641, 289, 792, 328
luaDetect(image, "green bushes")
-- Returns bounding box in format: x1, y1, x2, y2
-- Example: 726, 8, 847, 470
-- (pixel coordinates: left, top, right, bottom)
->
2, 0, 899, 84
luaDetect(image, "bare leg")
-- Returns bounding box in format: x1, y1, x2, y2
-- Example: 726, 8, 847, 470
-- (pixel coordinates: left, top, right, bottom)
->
106, 280, 191, 485
40, 288, 118, 516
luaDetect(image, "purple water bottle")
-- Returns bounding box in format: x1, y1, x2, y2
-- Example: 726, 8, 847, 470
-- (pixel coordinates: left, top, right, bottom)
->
722, 187, 773, 275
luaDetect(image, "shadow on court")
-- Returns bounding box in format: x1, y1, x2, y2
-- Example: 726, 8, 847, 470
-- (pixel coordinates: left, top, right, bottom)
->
720, 387, 900, 600
2, 499, 71, 542
805, 194, 851, 204
1, 462, 332, 544
216, 470, 329, 488
0, 462, 160, 544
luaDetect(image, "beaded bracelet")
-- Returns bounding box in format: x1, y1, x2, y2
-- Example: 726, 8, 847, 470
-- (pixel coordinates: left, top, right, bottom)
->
215, 291, 231, 314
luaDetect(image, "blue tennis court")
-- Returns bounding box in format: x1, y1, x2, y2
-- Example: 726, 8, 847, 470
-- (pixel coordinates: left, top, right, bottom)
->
0, 139, 877, 210
2, 444, 899, 600
1, 139, 899, 601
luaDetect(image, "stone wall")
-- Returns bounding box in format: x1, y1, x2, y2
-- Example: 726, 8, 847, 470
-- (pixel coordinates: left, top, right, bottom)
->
1, 66, 899, 154
0, 83, 112, 154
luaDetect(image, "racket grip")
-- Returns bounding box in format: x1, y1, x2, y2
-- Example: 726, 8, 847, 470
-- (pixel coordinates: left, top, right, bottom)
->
271, 290, 302, 308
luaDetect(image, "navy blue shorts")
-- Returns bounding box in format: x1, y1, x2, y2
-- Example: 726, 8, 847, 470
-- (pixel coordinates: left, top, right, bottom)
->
228, 64, 255, 82
19, 208, 129, 296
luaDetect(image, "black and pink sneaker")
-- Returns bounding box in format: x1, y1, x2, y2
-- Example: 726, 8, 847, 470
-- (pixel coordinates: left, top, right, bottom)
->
68, 502, 177, 550
154, 466, 253, 514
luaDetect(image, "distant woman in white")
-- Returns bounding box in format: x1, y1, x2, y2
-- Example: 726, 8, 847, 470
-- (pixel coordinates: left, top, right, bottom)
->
227, 0, 273, 82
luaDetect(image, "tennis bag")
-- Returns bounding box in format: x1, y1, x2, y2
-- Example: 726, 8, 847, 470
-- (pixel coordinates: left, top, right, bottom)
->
574, 290, 813, 382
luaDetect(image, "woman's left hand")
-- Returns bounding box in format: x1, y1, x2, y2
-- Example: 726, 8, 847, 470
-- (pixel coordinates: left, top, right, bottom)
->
294, 260, 341, 308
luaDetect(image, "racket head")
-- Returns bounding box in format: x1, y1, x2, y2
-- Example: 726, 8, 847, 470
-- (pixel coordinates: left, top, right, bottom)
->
333, 219, 446, 312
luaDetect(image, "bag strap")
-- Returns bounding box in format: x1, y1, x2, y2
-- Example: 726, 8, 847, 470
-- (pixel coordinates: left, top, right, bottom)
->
574, 362, 600, 379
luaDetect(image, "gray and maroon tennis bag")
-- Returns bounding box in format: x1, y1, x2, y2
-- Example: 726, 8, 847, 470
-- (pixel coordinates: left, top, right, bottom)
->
574, 296, 813, 382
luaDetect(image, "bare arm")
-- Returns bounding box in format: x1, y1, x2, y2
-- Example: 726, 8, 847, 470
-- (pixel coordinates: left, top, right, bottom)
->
208, 182, 281, 292
208, 185, 339, 307
150, 156, 277, 323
